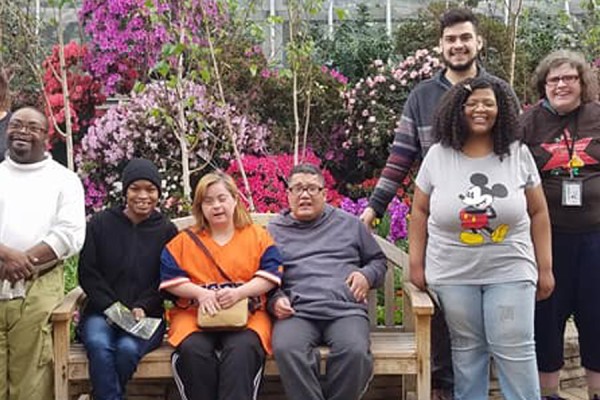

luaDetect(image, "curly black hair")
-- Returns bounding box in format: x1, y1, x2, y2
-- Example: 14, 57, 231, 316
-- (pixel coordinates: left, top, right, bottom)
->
432, 77, 518, 158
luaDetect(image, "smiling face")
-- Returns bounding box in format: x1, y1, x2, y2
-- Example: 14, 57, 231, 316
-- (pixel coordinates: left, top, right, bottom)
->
7, 108, 48, 164
201, 181, 237, 230
125, 180, 159, 221
287, 172, 327, 222
545, 63, 582, 114
463, 88, 498, 138
440, 21, 482, 73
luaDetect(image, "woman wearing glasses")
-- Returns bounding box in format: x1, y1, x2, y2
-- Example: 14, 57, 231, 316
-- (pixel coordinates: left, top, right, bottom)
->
410, 76, 553, 399
519, 50, 600, 400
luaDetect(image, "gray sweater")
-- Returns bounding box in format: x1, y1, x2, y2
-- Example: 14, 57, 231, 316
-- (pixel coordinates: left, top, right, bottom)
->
267, 205, 386, 320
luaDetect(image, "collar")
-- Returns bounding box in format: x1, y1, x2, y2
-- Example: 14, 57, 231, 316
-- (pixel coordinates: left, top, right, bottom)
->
4, 153, 52, 171
541, 98, 581, 117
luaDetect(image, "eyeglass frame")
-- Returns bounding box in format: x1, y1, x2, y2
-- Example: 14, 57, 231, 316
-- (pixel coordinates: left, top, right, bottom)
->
7, 121, 47, 136
463, 99, 498, 111
545, 74, 580, 87
287, 184, 325, 196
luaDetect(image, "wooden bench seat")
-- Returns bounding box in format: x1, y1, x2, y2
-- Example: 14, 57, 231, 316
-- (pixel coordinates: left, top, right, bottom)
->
66, 331, 418, 380
52, 214, 433, 400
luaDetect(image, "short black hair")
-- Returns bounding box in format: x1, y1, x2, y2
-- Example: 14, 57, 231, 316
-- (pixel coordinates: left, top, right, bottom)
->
288, 164, 325, 186
11, 106, 49, 130
439, 8, 479, 36
432, 77, 518, 158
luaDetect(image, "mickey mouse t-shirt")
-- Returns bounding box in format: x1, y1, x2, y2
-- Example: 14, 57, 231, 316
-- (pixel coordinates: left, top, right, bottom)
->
415, 141, 541, 285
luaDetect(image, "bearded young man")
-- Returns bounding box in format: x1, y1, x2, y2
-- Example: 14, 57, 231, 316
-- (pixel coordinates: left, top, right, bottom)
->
359, 8, 519, 400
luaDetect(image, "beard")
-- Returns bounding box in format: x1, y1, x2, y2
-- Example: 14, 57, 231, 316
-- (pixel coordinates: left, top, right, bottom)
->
441, 52, 478, 72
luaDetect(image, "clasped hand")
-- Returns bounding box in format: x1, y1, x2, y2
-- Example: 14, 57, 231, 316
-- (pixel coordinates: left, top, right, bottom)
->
196, 287, 243, 316
0, 249, 37, 283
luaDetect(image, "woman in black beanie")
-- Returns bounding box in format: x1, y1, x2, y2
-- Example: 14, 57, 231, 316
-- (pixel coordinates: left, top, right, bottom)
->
78, 158, 178, 400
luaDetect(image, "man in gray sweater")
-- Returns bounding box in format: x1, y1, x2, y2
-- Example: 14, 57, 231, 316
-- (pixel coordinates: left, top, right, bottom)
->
267, 164, 387, 400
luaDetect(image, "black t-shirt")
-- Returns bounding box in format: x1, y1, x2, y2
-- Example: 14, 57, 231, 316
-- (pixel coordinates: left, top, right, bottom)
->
0, 111, 10, 162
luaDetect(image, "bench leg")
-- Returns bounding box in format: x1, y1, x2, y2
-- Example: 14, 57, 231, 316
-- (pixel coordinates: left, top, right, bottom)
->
53, 322, 70, 400
415, 316, 431, 400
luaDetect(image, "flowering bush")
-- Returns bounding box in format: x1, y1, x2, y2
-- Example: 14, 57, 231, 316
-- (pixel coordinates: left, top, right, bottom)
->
80, 0, 172, 95
77, 79, 270, 215
226, 151, 342, 213
324, 49, 441, 185
80, 0, 225, 96
42, 41, 106, 145
340, 196, 409, 245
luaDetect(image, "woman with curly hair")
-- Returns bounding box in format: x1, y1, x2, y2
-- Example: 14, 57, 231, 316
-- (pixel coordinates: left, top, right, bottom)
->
519, 50, 600, 400
409, 76, 554, 399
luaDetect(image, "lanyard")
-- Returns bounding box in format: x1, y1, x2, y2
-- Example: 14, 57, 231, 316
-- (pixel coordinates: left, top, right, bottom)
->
562, 110, 580, 178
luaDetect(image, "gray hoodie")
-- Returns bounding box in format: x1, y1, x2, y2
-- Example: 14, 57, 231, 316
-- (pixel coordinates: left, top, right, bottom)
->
267, 205, 386, 320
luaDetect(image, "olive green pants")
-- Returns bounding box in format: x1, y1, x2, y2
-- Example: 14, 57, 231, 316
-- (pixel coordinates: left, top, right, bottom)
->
0, 267, 64, 400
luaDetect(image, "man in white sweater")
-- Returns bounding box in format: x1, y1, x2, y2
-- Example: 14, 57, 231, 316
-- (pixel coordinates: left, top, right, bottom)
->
0, 107, 86, 400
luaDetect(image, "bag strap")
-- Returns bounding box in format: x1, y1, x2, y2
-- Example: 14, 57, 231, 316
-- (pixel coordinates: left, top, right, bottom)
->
184, 229, 233, 282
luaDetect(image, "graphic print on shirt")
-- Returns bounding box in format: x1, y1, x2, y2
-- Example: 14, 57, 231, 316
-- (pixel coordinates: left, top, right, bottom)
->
458, 173, 509, 245
540, 128, 598, 174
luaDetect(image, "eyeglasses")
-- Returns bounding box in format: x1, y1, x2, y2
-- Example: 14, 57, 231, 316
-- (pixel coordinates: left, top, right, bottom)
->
288, 185, 324, 196
545, 74, 579, 87
463, 101, 497, 111
7, 121, 46, 136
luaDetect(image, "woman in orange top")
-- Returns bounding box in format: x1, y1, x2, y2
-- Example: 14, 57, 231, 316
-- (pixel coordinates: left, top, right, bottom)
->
160, 172, 283, 400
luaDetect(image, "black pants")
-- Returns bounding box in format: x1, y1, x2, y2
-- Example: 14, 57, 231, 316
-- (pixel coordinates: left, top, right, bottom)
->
172, 330, 265, 400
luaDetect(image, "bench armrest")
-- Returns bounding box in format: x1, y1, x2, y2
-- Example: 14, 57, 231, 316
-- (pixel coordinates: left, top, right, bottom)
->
52, 286, 86, 322
403, 282, 434, 316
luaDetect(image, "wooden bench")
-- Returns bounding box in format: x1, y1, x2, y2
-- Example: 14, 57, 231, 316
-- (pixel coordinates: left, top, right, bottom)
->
52, 214, 433, 400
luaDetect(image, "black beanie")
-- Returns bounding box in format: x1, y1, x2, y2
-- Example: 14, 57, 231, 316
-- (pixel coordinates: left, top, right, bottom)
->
122, 158, 162, 195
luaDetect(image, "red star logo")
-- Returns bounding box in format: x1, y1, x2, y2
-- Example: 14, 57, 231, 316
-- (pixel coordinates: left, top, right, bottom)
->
540, 137, 598, 171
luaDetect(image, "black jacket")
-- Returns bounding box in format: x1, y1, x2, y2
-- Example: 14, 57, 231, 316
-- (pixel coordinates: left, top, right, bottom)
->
78, 206, 178, 318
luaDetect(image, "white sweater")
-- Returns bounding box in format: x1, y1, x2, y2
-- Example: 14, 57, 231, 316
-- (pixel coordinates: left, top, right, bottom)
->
0, 154, 86, 260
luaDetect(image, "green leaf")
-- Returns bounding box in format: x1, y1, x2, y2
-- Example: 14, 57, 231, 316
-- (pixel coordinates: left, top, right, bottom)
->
153, 61, 170, 78
279, 68, 293, 79
249, 64, 258, 77
267, 15, 284, 25
173, 43, 186, 56
162, 44, 175, 57
200, 68, 211, 83
335, 8, 346, 21
132, 82, 145, 93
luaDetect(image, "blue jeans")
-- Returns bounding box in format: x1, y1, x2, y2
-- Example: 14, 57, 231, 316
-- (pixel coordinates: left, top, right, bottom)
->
80, 313, 165, 400
430, 281, 539, 400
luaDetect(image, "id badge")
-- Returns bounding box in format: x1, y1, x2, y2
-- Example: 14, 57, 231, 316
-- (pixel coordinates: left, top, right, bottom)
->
562, 178, 583, 207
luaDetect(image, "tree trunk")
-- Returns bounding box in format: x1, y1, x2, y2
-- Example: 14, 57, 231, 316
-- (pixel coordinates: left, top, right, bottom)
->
57, 6, 74, 171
